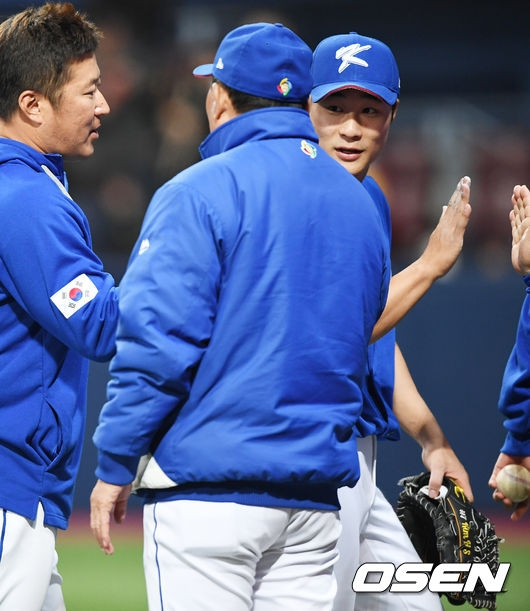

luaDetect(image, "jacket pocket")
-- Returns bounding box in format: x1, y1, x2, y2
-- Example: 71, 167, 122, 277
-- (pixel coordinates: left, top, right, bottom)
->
31, 400, 63, 464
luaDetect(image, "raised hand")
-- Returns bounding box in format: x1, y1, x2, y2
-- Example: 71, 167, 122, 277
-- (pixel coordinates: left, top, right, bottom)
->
510, 184, 530, 275
419, 176, 472, 280
372, 177, 471, 341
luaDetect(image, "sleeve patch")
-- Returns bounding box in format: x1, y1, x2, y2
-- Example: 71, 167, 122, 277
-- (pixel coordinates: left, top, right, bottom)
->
50, 273, 99, 319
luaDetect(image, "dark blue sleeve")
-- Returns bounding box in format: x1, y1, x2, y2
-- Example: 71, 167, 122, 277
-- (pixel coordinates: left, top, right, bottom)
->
499, 277, 530, 455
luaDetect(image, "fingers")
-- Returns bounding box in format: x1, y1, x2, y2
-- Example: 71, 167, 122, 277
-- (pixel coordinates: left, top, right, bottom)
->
438, 176, 471, 220
422, 444, 474, 502
90, 497, 114, 555
456, 476, 474, 503
426, 465, 473, 502
427, 469, 444, 498
113, 484, 132, 524
512, 186, 530, 234
421, 176, 473, 280
510, 500, 529, 521
512, 185, 527, 233
489, 453, 530, 520
488, 452, 512, 491
488, 464, 502, 491
510, 209, 518, 243
446, 176, 472, 213
492, 488, 529, 521
89, 480, 129, 555
449, 475, 474, 503
438, 175, 472, 237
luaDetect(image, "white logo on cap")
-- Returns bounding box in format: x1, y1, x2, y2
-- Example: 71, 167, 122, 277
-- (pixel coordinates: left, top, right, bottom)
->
215, 57, 224, 70
335, 43, 371, 73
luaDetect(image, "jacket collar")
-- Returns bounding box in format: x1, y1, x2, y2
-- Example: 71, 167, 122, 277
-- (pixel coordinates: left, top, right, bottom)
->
199, 107, 318, 160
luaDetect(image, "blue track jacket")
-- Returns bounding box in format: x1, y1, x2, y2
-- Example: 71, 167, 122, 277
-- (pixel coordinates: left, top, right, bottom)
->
94, 108, 390, 510
498, 275, 530, 455
0, 138, 118, 529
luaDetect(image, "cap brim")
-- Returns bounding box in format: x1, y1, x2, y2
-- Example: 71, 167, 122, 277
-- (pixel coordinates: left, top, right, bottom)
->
192, 63, 214, 77
311, 82, 398, 105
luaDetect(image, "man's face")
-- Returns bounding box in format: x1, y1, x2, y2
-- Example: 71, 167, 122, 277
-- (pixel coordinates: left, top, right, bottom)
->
309, 88, 396, 182
39, 54, 110, 158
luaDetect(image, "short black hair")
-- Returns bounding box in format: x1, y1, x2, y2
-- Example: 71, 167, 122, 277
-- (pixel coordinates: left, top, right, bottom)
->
215, 78, 307, 113
0, 2, 102, 118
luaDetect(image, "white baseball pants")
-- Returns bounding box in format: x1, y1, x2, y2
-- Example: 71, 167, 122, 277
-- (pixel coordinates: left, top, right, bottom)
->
143, 499, 341, 610
0, 503, 65, 611
333, 436, 443, 610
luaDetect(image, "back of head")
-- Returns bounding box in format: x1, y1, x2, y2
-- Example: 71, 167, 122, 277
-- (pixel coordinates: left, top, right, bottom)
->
311, 32, 400, 105
193, 22, 313, 105
0, 1, 102, 120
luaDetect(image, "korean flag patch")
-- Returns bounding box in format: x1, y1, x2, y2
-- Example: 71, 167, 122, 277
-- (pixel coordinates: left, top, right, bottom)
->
50, 273, 98, 319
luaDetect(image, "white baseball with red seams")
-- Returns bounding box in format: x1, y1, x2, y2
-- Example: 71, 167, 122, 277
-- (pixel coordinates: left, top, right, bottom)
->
496, 464, 530, 502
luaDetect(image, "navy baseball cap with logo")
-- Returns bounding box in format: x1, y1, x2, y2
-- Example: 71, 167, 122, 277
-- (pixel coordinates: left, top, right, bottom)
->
193, 22, 313, 103
311, 32, 400, 105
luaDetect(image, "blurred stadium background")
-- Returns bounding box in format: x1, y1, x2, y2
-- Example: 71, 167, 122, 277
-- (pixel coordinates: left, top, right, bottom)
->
3, 0, 530, 519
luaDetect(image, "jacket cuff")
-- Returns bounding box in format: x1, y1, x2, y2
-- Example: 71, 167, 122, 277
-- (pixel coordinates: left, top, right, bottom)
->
500, 431, 530, 456
95, 450, 138, 485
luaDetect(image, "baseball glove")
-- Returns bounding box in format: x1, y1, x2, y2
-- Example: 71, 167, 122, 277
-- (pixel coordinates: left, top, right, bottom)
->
396, 471, 502, 609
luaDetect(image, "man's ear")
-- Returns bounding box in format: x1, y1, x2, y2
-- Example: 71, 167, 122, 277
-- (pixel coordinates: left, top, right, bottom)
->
208, 81, 237, 130
18, 90, 44, 124
210, 82, 232, 120
391, 99, 399, 122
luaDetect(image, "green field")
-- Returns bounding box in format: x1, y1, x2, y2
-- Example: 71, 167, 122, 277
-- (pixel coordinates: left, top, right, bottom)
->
58, 527, 147, 611
57, 514, 530, 610
442, 544, 530, 611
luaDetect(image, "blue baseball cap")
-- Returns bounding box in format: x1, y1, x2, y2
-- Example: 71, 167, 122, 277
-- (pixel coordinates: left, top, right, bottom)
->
311, 32, 400, 105
193, 22, 313, 102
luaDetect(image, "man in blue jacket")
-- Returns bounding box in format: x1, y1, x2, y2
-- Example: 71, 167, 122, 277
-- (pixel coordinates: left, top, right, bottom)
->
489, 183, 530, 520
0, 3, 119, 609
90, 22, 390, 610
309, 32, 473, 610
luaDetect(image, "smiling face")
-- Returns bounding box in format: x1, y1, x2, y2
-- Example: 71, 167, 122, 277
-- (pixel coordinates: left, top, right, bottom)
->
37, 54, 110, 158
309, 88, 397, 182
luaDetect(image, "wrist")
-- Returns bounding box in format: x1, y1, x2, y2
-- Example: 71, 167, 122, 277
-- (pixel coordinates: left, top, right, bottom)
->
410, 255, 440, 286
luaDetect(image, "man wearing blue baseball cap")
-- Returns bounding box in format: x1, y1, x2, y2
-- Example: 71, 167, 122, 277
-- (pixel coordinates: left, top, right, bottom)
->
309, 33, 473, 610
90, 23, 391, 609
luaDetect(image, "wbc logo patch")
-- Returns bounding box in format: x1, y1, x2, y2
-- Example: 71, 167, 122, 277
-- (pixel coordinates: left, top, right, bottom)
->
50, 273, 98, 319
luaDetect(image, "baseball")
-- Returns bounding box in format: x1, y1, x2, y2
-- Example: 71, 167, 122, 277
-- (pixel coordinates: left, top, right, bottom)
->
496, 464, 530, 503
